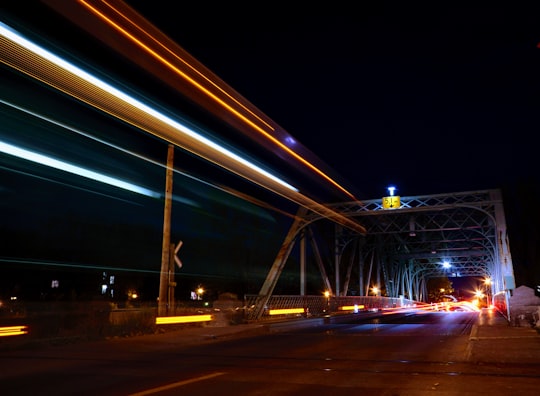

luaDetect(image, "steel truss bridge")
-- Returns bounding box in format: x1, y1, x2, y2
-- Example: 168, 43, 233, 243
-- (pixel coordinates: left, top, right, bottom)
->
247, 189, 515, 320
0, 4, 515, 321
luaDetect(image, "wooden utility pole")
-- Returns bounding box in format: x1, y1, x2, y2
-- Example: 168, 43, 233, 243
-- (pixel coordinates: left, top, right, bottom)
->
158, 144, 174, 316
168, 242, 176, 310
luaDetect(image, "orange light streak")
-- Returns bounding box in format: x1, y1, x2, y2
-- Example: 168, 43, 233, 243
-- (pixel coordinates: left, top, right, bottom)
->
76, 0, 357, 200
81, 0, 273, 130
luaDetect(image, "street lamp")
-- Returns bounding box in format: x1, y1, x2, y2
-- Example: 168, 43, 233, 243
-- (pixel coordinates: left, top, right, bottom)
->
484, 278, 492, 307
474, 289, 485, 307
323, 290, 330, 313
197, 287, 204, 301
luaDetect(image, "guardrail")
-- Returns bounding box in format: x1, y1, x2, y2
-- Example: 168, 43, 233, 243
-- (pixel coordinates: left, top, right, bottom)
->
243, 295, 418, 321
0, 295, 420, 346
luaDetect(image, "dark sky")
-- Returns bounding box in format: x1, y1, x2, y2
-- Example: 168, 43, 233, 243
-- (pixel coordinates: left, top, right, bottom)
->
124, 1, 540, 199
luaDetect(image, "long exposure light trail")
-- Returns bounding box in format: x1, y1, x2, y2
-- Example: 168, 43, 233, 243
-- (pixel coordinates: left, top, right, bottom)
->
0, 22, 297, 191
0, 99, 283, 217
0, 21, 366, 234
0, 325, 28, 337
0, 98, 167, 172
46, 0, 358, 201
79, 0, 274, 131
0, 140, 160, 198
0, 163, 149, 205
0, 257, 160, 274
0, 257, 248, 281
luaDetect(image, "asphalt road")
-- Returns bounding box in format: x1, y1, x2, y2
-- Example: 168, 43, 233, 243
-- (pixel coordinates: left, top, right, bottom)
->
2, 311, 539, 395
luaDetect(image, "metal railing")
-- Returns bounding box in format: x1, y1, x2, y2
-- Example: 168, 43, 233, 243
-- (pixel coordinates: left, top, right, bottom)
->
243, 295, 418, 321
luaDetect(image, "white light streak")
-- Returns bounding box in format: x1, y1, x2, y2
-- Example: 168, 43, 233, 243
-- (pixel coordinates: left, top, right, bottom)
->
0, 22, 298, 193
0, 140, 159, 198
0, 99, 201, 207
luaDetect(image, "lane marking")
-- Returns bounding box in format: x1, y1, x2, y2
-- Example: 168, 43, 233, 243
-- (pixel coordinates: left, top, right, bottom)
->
129, 372, 226, 395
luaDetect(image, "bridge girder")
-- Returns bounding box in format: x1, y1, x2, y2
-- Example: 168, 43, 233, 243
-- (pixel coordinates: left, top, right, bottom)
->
255, 189, 514, 313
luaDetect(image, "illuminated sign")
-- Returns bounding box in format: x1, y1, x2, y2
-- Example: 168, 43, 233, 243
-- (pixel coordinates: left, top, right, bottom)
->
382, 196, 400, 209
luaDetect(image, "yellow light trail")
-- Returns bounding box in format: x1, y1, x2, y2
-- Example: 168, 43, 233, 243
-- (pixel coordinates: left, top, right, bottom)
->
0, 325, 28, 337
338, 305, 365, 311
268, 308, 305, 315
155, 314, 213, 324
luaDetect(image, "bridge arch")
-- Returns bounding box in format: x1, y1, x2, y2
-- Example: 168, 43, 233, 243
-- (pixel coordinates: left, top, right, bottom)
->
250, 189, 514, 319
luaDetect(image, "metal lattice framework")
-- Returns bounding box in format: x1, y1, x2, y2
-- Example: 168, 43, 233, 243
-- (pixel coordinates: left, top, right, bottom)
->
250, 189, 514, 320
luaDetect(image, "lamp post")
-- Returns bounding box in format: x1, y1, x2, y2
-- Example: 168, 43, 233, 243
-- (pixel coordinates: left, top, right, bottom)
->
324, 290, 330, 313
484, 278, 492, 308
197, 287, 204, 301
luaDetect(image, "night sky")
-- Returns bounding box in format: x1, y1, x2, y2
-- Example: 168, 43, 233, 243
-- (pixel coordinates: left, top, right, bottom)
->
124, 1, 540, 197
1, 1, 539, 299
123, 1, 540, 286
